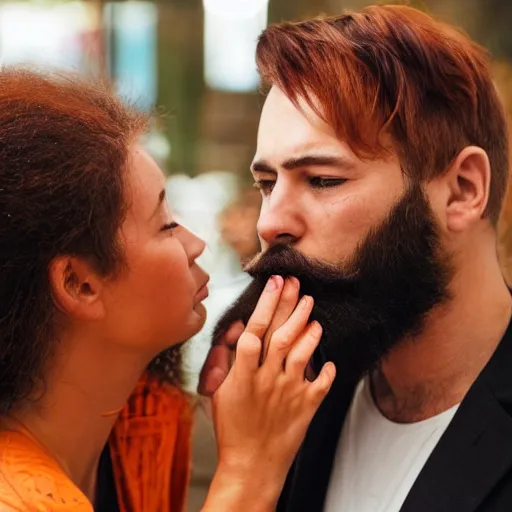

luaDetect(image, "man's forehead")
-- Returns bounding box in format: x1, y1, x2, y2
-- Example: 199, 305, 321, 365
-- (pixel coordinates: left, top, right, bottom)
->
260, 89, 330, 133
256, 88, 354, 165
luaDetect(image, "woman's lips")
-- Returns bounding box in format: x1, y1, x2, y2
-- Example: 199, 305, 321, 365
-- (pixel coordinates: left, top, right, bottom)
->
195, 280, 210, 303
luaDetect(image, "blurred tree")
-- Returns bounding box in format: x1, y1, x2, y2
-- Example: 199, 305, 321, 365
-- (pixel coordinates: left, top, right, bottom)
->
270, 0, 333, 22
157, 0, 204, 175
474, 0, 512, 60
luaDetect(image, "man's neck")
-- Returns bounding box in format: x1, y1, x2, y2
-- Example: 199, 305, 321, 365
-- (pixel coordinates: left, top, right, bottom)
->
371, 259, 512, 424
5, 333, 150, 502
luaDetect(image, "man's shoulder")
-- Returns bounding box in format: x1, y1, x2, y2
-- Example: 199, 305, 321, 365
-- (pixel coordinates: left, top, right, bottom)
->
0, 430, 92, 512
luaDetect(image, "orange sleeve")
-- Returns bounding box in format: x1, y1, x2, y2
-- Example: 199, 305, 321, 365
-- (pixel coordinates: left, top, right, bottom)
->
170, 394, 194, 512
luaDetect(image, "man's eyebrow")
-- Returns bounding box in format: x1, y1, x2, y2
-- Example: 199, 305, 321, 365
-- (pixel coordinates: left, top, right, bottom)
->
251, 160, 277, 174
251, 154, 356, 174
283, 154, 356, 170
150, 188, 166, 220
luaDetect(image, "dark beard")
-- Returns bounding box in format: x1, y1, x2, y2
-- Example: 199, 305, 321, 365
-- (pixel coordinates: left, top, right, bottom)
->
212, 184, 454, 384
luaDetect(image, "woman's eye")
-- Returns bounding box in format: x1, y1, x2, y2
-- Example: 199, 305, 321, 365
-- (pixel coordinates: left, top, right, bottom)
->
309, 177, 347, 189
253, 180, 276, 195
161, 222, 179, 233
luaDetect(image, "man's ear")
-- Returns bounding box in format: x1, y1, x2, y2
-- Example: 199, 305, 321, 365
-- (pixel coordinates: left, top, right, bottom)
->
49, 256, 105, 320
444, 146, 491, 233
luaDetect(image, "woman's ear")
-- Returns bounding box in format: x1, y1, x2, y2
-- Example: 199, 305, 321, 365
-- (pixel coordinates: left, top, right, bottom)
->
444, 146, 490, 233
49, 256, 105, 320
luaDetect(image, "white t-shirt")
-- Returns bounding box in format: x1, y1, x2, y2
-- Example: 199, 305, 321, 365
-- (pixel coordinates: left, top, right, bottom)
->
324, 377, 459, 512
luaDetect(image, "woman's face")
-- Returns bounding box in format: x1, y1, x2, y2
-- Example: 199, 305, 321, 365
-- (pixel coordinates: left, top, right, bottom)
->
99, 146, 209, 355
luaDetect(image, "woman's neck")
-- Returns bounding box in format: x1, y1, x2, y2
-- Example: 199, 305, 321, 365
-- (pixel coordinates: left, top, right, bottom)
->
5, 333, 150, 502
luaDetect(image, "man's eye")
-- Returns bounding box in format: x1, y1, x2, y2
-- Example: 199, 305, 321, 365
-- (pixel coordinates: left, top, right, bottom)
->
253, 180, 276, 195
309, 177, 347, 189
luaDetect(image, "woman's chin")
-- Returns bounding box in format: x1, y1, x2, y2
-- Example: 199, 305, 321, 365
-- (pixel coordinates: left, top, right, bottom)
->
193, 302, 207, 325
179, 304, 207, 341
157, 305, 208, 351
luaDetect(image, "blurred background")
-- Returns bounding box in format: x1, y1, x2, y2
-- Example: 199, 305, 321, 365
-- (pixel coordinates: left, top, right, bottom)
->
3, 0, 512, 509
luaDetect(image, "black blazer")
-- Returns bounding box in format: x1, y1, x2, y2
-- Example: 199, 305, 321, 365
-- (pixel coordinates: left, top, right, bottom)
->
277, 317, 512, 512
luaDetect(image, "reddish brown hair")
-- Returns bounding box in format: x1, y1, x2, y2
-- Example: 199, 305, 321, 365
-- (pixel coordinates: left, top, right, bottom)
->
256, 4, 509, 224
0, 69, 148, 413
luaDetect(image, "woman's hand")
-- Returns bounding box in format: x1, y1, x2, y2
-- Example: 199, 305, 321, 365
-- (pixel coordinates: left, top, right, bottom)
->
203, 275, 336, 511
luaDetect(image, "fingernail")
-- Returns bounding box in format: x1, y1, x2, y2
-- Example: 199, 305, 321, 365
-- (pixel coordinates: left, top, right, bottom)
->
266, 275, 282, 292
311, 320, 322, 334
301, 295, 313, 309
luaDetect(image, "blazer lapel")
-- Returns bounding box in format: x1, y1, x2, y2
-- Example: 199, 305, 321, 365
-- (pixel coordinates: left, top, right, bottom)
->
401, 319, 512, 512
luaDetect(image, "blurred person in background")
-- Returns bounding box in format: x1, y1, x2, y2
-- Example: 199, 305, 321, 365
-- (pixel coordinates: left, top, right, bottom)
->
0, 68, 335, 512
201, 4, 512, 511
219, 187, 262, 266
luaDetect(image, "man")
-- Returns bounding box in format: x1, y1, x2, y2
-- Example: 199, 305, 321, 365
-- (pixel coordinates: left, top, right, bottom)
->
200, 4, 512, 511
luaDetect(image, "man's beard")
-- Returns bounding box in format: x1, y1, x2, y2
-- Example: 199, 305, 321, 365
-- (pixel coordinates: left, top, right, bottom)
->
213, 184, 454, 384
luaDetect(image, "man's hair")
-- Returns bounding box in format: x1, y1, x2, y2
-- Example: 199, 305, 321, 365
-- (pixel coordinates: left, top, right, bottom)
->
256, 4, 509, 224
0, 68, 148, 414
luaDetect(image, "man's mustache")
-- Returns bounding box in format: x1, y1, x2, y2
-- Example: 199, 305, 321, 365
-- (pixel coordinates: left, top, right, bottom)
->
212, 244, 357, 346
245, 244, 359, 296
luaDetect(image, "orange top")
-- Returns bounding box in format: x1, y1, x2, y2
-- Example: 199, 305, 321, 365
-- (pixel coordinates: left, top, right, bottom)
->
0, 374, 193, 512
0, 428, 92, 511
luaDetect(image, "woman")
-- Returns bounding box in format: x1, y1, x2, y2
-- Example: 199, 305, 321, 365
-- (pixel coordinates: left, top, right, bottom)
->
0, 69, 335, 511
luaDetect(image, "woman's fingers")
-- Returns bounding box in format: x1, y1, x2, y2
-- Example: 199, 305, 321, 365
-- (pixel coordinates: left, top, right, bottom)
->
198, 344, 231, 396
307, 361, 336, 408
234, 332, 264, 379
235, 275, 284, 377
262, 295, 314, 378
223, 321, 246, 348
198, 321, 245, 396
284, 319, 322, 379
261, 277, 300, 361
211, 282, 335, 487
244, 275, 284, 339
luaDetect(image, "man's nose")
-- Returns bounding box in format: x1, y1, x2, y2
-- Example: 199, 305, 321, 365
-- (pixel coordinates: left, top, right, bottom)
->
257, 184, 305, 247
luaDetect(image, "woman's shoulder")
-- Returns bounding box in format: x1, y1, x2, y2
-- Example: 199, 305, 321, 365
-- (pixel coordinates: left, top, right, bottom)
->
0, 430, 93, 512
